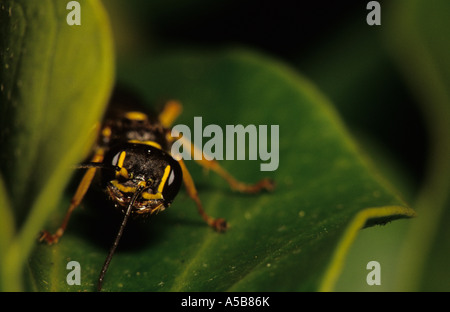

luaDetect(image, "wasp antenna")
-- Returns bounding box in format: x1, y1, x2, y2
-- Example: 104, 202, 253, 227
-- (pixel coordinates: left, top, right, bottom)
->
77, 162, 119, 172
77, 162, 109, 169
97, 186, 144, 291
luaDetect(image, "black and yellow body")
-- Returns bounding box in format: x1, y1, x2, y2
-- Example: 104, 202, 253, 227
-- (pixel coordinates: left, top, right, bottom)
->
99, 99, 182, 217
40, 87, 274, 291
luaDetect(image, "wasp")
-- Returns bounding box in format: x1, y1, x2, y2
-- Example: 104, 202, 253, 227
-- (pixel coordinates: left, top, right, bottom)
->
39, 87, 274, 291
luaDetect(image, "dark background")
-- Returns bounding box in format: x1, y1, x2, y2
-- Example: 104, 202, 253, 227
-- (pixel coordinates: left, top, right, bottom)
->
107, 0, 427, 195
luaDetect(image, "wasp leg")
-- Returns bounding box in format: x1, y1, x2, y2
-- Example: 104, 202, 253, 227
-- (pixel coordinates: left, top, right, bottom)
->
159, 100, 183, 128
176, 134, 275, 193
39, 150, 104, 245
177, 158, 228, 232
196, 157, 275, 193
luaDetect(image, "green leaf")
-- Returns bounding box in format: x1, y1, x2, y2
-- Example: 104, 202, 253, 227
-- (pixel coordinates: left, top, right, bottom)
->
0, 0, 114, 291
318, 0, 450, 292
27, 50, 414, 291
0, 175, 14, 290
294, 11, 423, 292
382, 0, 450, 291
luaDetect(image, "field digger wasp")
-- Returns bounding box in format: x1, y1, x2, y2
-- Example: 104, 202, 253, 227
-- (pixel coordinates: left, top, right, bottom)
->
39, 87, 274, 291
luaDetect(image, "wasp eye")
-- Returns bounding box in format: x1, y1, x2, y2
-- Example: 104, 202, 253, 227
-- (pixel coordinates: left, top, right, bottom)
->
111, 152, 119, 166
111, 151, 126, 167
161, 161, 182, 206
110, 150, 130, 179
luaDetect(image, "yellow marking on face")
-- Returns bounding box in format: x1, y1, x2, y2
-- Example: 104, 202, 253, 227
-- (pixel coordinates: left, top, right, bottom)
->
141, 192, 163, 200
128, 140, 162, 150
110, 166, 171, 202
158, 165, 171, 193
117, 151, 126, 168
140, 166, 170, 200
110, 179, 137, 194
117, 167, 129, 179
114, 151, 129, 179
137, 181, 147, 188
125, 111, 147, 121
111, 179, 164, 200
